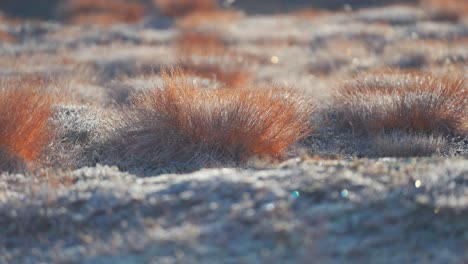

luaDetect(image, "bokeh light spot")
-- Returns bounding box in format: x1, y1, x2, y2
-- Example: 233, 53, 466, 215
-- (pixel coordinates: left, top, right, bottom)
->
340, 189, 349, 198
270, 56, 279, 64
292, 191, 300, 199
414, 180, 422, 188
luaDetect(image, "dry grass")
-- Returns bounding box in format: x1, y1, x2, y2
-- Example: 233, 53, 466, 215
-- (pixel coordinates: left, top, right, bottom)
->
181, 63, 250, 88
325, 38, 369, 59
333, 72, 468, 136
68, 13, 142, 25
0, 76, 55, 172
154, 0, 218, 17
0, 30, 16, 43
176, 10, 243, 29
36, 169, 75, 190
116, 68, 314, 171
372, 132, 447, 157
62, 0, 146, 25
254, 37, 302, 48
175, 31, 251, 88
175, 31, 227, 57
420, 0, 468, 22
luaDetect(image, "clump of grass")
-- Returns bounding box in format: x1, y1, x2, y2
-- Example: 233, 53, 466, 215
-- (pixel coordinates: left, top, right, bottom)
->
154, 0, 218, 17
0, 77, 55, 172
176, 31, 227, 57
420, 0, 468, 22
372, 132, 447, 157
61, 0, 145, 25
154, 0, 241, 30
115, 68, 314, 172
176, 9, 243, 29
175, 28, 257, 87
174, 31, 251, 88
333, 72, 467, 136
0, 30, 16, 44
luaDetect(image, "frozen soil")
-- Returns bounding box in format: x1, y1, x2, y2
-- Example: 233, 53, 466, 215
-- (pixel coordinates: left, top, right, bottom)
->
1, 158, 467, 263
0, 3, 468, 263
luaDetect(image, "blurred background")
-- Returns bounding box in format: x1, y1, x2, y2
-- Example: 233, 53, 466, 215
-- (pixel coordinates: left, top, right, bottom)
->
0, 0, 419, 20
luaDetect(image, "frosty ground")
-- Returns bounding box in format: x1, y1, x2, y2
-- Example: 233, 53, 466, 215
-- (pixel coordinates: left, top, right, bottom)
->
0, 3, 467, 263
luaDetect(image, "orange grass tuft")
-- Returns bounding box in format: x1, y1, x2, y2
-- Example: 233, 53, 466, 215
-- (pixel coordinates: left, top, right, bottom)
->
118, 68, 314, 171
333, 72, 468, 136
63, 0, 145, 25
0, 76, 55, 171
154, 0, 218, 17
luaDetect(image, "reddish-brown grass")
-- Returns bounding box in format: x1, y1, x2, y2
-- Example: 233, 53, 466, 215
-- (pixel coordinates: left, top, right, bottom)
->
175, 31, 252, 87
0, 76, 55, 171
175, 31, 227, 57
420, 0, 468, 22
68, 12, 142, 25
118, 68, 314, 171
176, 10, 243, 28
0, 30, 16, 44
174, 30, 264, 63
333, 71, 468, 136
63, 0, 146, 25
154, 0, 218, 17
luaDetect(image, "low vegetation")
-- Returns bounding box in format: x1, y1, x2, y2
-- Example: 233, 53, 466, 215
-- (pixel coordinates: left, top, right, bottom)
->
333, 72, 468, 136
0, 76, 54, 172
420, 0, 468, 22
113, 68, 314, 172
175, 31, 227, 57
180, 63, 251, 88
175, 30, 251, 88
1, 3, 468, 262
61, 0, 146, 25
0, 0, 467, 171
176, 9, 243, 28
372, 132, 447, 157
0, 30, 16, 43
154, 0, 218, 17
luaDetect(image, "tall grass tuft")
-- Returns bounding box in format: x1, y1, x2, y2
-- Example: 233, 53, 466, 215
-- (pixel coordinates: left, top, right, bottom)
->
333, 72, 468, 136
0, 77, 54, 171
116, 68, 314, 172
